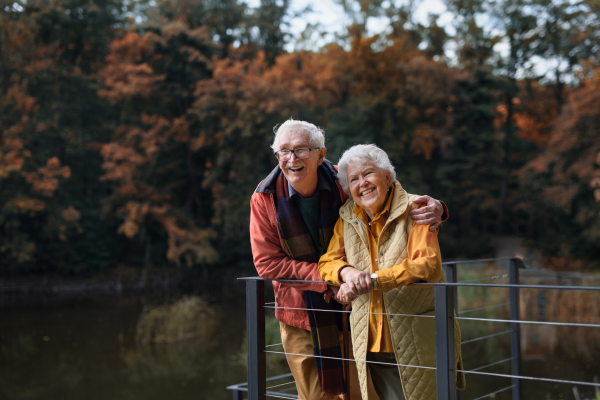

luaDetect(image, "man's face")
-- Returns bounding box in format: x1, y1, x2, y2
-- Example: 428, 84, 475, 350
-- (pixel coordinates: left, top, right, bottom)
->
277, 130, 326, 198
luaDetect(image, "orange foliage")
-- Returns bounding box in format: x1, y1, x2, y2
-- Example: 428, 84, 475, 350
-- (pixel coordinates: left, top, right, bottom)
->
97, 24, 219, 266
62, 206, 81, 222
97, 32, 165, 104
4, 197, 45, 214
23, 157, 71, 197
519, 59, 600, 209
1, 82, 69, 200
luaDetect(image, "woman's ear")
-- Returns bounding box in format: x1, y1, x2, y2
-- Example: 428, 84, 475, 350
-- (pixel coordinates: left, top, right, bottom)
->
385, 171, 392, 187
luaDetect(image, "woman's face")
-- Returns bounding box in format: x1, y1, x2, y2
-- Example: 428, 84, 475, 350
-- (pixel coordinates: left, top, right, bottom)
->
347, 158, 392, 219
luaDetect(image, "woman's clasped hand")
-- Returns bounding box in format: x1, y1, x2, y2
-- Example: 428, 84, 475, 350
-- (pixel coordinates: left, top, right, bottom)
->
337, 267, 374, 303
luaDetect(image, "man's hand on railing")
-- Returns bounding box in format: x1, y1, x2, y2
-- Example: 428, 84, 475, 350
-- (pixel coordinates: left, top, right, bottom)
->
337, 283, 359, 304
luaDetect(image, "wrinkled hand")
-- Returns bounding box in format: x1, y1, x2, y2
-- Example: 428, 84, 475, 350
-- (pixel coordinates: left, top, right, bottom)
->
340, 267, 373, 296
337, 283, 359, 304
331, 285, 352, 305
410, 195, 444, 232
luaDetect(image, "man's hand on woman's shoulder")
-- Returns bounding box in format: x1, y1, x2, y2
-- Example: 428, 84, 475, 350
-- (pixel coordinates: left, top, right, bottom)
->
410, 195, 444, 232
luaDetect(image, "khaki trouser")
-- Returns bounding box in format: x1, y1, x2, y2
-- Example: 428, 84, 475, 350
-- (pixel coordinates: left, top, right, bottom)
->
280, 321, 378, 400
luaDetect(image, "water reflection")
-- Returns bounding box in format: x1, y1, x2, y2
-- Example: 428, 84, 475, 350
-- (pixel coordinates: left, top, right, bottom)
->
0, 268, 599, 400
0, 289, 248, 400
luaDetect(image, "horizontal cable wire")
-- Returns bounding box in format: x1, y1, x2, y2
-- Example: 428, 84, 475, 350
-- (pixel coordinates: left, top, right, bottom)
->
265, 392, 298, 399
460, 275, 508, 283
278, 386, 299, 394
471, 358, 512, 372
455, 316, 600, 328
264, 350, 436, 370
262, 351, 600, 387
266, 381, 296, 390
458, 303, 509, 315
457, 369, 600, 388
266, 373, 294, 382
461, 330, 511, 344
265, 343, 283, 348
442, 257, 517, 265
265, 302, 276, 305
263, 305, 434, 318
472, 385, 515, 400
410, 282, 600, 291
265, 305, 600, 328
242, 277, 600, 292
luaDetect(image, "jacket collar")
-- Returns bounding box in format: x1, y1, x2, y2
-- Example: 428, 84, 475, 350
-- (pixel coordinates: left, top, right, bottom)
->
256, 158, 339, 195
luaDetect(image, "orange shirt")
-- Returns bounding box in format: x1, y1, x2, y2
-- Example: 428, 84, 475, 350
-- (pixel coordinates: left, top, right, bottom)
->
319, 187, 442, 352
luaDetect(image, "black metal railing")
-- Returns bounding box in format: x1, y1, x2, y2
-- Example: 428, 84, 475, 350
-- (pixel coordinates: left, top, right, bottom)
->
228, 257, 600, 400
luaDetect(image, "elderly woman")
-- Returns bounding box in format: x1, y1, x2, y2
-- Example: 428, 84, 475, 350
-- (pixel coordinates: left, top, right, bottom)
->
319, 144, 465, 400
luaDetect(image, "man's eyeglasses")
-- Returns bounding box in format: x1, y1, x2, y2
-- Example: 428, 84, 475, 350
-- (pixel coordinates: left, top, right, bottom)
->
274, 147, 321, 161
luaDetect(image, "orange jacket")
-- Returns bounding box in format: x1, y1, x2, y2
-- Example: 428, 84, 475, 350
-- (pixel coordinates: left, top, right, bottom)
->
249, 160, 348, 330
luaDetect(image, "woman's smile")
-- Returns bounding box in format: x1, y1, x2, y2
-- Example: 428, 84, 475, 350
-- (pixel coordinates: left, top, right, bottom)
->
347, 158, 392, 219
361, 187, 376, 197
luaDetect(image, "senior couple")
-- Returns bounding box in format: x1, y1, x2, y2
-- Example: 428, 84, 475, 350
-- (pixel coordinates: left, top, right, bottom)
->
250, 119, 465, 400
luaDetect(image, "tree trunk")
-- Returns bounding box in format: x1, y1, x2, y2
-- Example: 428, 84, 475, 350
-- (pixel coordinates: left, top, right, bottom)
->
140, 235, 151, 289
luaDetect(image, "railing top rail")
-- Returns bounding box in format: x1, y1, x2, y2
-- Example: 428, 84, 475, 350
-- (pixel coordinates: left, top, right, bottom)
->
441, 257, 525, 266
238, 277, 600, 291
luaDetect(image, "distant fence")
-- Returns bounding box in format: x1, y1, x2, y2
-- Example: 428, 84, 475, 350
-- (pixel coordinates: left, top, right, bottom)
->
228, 258, 600, 400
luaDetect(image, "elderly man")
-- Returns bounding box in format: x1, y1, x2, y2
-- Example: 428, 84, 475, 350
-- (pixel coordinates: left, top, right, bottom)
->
250, 119, 447, 400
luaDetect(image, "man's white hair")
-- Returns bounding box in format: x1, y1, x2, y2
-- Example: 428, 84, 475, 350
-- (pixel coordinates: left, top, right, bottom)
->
271, 118, 326, 152
337, 144, 396, 195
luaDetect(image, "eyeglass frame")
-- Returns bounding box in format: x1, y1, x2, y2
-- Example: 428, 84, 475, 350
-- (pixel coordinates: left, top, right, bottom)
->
274, 147, 321, 161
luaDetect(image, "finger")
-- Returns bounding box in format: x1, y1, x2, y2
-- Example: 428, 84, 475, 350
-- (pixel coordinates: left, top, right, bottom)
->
410, 207, 435, 218
347, 283, 359, 296
354, 280, 367, 295
411, 195, 430, 204
411, 206, 437, 214
410, 206, 428, 215
415, 218, 436, 225
429, 224, 439, 232
411, 211, 432, 220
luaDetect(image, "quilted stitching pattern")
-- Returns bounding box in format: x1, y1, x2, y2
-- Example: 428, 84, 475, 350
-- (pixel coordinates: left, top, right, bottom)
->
339, 184, 465, 400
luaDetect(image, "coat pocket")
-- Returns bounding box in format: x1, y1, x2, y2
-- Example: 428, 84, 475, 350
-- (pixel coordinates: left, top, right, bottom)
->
411, 310, 437, 367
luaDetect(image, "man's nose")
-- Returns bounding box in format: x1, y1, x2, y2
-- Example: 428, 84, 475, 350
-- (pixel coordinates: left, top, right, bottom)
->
289, 151, 298, 162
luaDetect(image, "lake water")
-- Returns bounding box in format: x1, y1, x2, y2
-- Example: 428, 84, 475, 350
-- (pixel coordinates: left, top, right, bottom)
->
1, 265, 599, 400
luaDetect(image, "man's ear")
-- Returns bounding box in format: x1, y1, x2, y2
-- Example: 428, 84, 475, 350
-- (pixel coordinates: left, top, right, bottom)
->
318, 148, 327, 165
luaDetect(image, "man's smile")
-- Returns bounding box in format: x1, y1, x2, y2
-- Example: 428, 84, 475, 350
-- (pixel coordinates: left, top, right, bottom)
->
287, 164, 305, 173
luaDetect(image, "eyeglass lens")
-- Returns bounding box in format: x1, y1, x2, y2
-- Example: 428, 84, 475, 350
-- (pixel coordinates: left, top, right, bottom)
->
277, 148, 311, 161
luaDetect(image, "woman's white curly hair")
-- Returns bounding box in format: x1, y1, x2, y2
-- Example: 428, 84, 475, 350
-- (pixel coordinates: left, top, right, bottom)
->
337, 144, 396, 195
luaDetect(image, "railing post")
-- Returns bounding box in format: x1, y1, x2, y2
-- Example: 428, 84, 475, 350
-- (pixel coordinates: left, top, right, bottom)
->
509, 259, 523, 400
232, 389, 243, 400
445, 264, 459, 312
247, 278, 266, 400
435, 284, 457, 400
445, 264, 461, 400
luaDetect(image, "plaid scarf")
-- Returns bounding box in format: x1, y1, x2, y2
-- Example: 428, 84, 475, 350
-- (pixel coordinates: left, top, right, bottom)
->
274, 162, 348, 397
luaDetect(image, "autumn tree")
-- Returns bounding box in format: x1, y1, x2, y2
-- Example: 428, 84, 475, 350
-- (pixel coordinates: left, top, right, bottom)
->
97, 24, 218, 277
519, 59, 600, 263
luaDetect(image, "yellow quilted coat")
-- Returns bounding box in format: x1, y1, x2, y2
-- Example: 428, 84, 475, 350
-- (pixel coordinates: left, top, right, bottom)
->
340, 181, 466, 400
